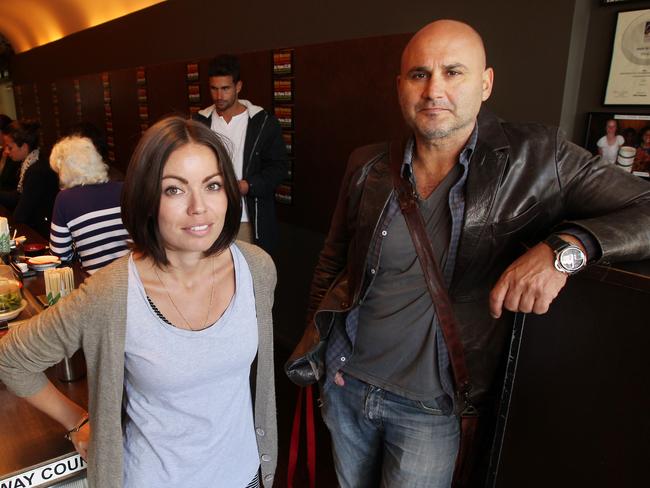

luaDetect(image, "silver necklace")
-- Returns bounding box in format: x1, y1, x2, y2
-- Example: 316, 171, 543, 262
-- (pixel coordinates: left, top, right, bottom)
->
153, 257, 215, 331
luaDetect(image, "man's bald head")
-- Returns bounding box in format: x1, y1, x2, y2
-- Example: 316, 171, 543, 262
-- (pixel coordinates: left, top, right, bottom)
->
401, 20, 487, 74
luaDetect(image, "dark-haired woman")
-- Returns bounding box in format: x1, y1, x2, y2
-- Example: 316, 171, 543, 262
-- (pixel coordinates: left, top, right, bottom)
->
0, 119, 58, 237
0, 117, 277, 487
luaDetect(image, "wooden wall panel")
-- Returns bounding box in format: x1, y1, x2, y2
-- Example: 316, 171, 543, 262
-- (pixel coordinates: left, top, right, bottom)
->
146, 62, 189, 123
78, 73, 105, 135
238, 51, 272, 113
109, 68, 140, 174
54, 80, 78, 134
35, 82, 57, 151
18, 84, 37, 120
285, 34, 411, 231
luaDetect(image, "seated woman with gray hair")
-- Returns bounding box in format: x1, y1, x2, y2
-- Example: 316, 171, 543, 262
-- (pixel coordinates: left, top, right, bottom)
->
49, 135, 130, 274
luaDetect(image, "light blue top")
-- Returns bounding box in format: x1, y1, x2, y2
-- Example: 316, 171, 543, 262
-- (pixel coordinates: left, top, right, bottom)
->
123, 244, 260, 487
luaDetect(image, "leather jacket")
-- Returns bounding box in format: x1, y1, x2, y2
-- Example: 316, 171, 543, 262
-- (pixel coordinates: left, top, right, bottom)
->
302, 108, 650, 407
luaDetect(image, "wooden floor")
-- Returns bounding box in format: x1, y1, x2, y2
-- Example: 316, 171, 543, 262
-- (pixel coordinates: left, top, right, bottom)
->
272, 344, 338, 488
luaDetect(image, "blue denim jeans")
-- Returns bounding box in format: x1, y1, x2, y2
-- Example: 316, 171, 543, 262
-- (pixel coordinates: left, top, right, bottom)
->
321, 374, 460, 488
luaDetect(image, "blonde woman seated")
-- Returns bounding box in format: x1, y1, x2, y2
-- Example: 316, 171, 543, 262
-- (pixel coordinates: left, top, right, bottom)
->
49, 135, 130, 274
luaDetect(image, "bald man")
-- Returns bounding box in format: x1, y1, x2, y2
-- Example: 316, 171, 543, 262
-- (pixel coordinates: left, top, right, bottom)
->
288, 20, 650, 487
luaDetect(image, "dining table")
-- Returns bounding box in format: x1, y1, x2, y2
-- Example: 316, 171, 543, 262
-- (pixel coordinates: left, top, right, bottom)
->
0, 214, 89, 488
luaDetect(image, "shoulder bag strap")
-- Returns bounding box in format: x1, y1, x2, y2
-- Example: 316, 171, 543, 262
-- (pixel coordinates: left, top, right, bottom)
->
388, 140, 472, 402
389, 140, 477, 487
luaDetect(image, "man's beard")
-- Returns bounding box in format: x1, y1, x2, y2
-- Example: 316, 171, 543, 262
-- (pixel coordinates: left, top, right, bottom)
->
417, 116, 473, 140
411, 101, 472, 140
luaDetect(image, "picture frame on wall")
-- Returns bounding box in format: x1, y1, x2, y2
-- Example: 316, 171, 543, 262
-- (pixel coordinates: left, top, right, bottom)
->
585, 112, 650, 178
604, 8, 650, 105
602, 1, 648, 5
273, 79, 293, 103
273, 49, 293, 76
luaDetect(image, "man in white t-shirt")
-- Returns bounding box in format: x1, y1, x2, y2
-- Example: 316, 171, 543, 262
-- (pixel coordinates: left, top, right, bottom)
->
194, 55, 288, 254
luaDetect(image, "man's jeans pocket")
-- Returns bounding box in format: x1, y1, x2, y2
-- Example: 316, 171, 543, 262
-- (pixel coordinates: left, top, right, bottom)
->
417, 400, 444, 415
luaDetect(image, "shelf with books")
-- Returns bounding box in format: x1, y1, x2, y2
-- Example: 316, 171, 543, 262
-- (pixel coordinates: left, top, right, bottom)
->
135, 67, 148, 132
73, 79, 82, 121
102, 73, 116, 164
51, 82, 60, 139
186, 63, 203, 117
272, 48, 295, 205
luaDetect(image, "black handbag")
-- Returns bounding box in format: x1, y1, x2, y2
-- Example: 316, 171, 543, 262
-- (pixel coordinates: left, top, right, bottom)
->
284, 336, 327, 387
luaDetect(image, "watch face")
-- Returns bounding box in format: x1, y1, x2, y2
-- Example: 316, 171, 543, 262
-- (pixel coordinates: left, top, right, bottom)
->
558, 247, 586, 272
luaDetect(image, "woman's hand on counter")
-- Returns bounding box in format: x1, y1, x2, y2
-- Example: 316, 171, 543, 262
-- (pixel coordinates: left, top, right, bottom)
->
22, 381, 89, 459
69, 422, 90, 461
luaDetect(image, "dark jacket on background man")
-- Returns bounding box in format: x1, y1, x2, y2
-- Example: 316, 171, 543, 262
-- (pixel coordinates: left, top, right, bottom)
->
14, 156, 59, 238
194, 101, 288, 254
305, 108, 650, 410
0, 157, 19, 191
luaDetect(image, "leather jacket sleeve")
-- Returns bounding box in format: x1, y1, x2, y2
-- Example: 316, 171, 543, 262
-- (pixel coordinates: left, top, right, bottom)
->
553, 130, 650, 263
305, 144, 387, 325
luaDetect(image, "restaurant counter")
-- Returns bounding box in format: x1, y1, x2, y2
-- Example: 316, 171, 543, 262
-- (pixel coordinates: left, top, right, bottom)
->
0, 221, 89, 488
492, 258, 650, 487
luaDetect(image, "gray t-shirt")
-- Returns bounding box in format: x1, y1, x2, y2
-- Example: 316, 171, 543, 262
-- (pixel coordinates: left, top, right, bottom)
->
123, 245, 260, 487
345, 165, 461, 401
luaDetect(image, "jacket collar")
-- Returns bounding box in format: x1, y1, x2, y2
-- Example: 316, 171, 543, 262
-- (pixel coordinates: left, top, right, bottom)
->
476, 106, 509, 152
197, 99, 264, 119
450, 107, 510, 291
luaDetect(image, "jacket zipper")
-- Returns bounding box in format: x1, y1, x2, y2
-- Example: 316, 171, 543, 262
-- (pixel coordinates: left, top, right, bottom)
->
254, 198, 259, 240
246, 113, 268, 241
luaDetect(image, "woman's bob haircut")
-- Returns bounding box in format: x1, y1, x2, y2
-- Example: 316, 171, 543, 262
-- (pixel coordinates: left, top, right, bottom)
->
121, 116, 241, 266
49, 135, 109, 189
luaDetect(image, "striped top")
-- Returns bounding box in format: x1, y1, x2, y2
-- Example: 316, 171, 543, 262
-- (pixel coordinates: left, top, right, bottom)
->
49, 181, 130, 274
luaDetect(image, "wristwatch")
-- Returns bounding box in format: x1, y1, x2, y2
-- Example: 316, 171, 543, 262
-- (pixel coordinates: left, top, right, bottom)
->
543, 234, 587, 274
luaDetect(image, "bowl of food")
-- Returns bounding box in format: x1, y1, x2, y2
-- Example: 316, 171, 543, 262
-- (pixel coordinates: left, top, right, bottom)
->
0, 278, 25, 320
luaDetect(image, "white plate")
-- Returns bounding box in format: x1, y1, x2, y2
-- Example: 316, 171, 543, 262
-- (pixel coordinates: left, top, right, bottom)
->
0, 299, 27, 321
27, 255, 61, 271
28, 262, 60, 271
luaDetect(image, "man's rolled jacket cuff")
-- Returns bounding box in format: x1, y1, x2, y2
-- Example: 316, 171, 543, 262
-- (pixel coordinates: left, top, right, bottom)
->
551, 226, 600, 263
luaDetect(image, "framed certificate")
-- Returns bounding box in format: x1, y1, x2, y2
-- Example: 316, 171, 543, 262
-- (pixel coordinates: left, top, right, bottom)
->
604, 9, 650, 105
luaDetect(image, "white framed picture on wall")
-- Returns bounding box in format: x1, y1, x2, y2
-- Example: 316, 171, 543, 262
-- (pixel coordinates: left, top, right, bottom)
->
604, 9, 650, 105
585, 112, 650, 178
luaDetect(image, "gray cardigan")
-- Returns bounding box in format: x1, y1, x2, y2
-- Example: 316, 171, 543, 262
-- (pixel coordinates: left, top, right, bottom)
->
0, 241, 278, 487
